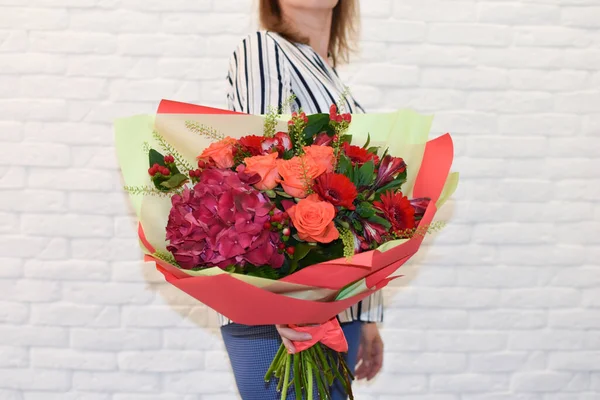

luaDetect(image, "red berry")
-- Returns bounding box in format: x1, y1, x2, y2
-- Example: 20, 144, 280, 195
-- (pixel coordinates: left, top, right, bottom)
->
282, 212, 289, 220
329, 104, 337, 115
277, 243, 286, 250
288, 120, 294, 126
303, 116, 308, 123
264, 222, 272, 230
148, 167, 155, 176
343, 113, 351, 122
300, 112, 306, 118
271, 213, 282, 222
189, 170, 196, 177
286, 246, 295, 255
292, 111, 298, 118
282, 227, 290, 236
336, 115, 343, 123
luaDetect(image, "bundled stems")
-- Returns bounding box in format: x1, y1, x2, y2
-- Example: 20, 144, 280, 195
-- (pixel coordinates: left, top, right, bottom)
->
264, 343, 354, 400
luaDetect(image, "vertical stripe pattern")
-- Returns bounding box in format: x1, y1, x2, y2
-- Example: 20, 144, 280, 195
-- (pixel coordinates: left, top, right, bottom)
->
222, 31, 383, 325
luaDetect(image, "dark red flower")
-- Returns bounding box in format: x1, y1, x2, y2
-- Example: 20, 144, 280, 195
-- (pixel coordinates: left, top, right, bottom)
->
361, 219, 388, 245
374, 155, 406, 188
313, 132, 333, 146
410, 197, 430, 223
313, 172, 358, 210
166, 168, 283, 270
262, 131, 292, 156
342, 142, 379, 166
239, 135, 264, 156
373, 191, 415, 234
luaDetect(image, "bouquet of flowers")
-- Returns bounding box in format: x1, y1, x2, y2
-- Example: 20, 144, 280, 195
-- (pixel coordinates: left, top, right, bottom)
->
115, 99, 458, 399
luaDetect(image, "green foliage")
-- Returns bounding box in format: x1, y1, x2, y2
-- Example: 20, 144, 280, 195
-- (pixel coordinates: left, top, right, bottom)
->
355, 160, 375, 188
149, 149, 166, 167
289, 242, 315, 274
303, 113, 331, 142
375, 170, 408, 196
356, 202, 376, 218
246, 265, 280, 280
160, 173, 188, 189
361, 133, 371, 149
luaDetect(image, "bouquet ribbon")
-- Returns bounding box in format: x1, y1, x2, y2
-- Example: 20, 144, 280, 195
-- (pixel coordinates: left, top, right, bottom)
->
289, 318, 348, 354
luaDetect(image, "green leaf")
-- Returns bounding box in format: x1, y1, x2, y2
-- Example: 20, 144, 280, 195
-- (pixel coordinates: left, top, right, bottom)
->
246, 265, 279, 280
367, 146, 379, 155
356, 202, 376, 218
356, 160, 375, 188
149, 149, 166, 167
265, 190, 276, 198
282, 149, 295, 160
289, 243, 315, 273
340, 134, 352, 144
337, 154, 352, 176
275, 190, 292, 198
362, 133, 371, 149
375, 171, 408, 195
368, 214, 392, 229
303, 114, 330, 139
160, 173, 188, 189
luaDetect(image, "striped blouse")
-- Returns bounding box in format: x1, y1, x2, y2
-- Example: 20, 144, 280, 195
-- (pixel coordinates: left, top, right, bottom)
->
221, 30, 383, 325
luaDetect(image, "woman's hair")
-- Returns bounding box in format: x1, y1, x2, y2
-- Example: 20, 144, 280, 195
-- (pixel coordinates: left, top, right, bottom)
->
259, 0, 359, 66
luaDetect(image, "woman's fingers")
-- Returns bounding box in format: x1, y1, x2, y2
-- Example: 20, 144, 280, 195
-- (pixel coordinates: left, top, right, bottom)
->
276, 325, 313, 341
366, 336, 384, 380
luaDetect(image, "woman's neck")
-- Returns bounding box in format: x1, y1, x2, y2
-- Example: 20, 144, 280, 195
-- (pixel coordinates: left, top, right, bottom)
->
281, 7, 332, 62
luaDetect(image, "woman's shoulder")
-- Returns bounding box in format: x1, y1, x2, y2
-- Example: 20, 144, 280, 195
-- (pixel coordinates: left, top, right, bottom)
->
231, 30, 284, 55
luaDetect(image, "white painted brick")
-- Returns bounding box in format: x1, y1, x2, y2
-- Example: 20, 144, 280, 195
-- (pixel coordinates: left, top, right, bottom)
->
20, 76, 107, 100
0, 346, 28, 368
469, 353, 530, 372
561, 6, 600, 28
549, 351, 600, 371
467, 91, 553, 113
353, 373, 427, 394
0, 258, 22, 278
416, 288, 500, 308
36, 237, 69, 260
514, 27, 593, 48
476, 48, 562, 69
457, 267, 539, 288
24, 393, 110, 400
363, 21, 427, 43
422, 68, 507, 90
118, 350, 204, 372
426, 332, 507, 352
0, 390, 21, 400
71, 238, 142, 260
69, 10, 159, 32
582, 289, 600, 307
549, 310, 600, 329
386, 310, 469, 330
122, 305, 192, 328
386, 352, 466, 373
30, 32, 117, 54
0, 8, 68, 30
68, 192, 128, 215
563, 49, 600, 70
24, 259, 110, 281
71, 328, 161, 351
354, 64, 420, 86
0, 369, 70, 391
501, 288, 581, 309
0, 279, 60, 303
462, 395, 541, 400
394, 1, 477, 22
478, 3, 560, 25
380, 396, 458, 400
0, 190, 66, 212
593, 373, 600, 391
73, 371, 160, 392
113, 217, 138, 238
162, 13, 250, 34
584, 331, 600, 349
470, 310, 547, 330
23, 122, 114, 145
32, 348, 116, 371
467, 136, 546, 158
203, 350, 230, 372
509, 70, 590, 92
512, 372, 583, 392
509, 331, 585, 351
388, 44, 476, 66
30, 304, 119, 327
429, 24, 512, 47
117, 34, 208, 57
164, 371, 235, 394
28, 168, 116, 191
430, 373, 509, 392
2, 143, 70, 167
62, 282, 153, 305
20, 213, 113, 237
112, 395, 187, 400
432, 111, 497, 134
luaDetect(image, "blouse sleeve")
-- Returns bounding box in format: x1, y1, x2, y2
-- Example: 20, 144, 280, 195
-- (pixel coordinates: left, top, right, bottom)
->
226, 31, 292, 114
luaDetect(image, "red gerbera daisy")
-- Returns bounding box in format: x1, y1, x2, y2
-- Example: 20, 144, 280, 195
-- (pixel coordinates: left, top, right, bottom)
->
373, 191, 415, 233
239, 135, 264, 156
313, 173, 358, 210
342, 142, 379, 166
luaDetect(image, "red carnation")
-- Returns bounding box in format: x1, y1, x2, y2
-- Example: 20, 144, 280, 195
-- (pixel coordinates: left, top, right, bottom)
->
342, 142, 379, 166
313, 173, 358, 210
239, 135, 264, 156
373, 191, 415, 234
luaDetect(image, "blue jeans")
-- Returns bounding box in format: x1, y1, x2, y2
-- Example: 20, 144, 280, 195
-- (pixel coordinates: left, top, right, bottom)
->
221, 320, 362, 400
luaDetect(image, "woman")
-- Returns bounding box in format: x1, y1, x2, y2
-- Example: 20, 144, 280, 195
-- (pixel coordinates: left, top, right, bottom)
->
221, 1, 384, 398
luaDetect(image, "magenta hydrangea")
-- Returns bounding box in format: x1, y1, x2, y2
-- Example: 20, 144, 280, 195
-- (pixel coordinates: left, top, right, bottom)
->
166, 167, 284, 270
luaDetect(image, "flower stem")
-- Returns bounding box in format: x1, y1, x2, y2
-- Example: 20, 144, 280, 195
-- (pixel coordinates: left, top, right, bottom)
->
265, 344, 286, 382
280, 353, 291, 400
306, 358, 314, 400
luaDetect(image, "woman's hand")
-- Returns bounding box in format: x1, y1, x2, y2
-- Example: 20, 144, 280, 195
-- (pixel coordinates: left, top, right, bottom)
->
355, 323, 383, 381
275, 324, 312, 354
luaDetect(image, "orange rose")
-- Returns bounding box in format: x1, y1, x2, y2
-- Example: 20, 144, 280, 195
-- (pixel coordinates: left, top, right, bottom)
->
244, 152, 280, 190
303, 145, 334, 173
198, 137, 237, 169
277, 155, 327, 198
288, 194, 339, 243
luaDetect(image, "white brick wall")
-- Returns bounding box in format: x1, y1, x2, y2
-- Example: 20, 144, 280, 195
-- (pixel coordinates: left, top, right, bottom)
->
0, 0, 598, 398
